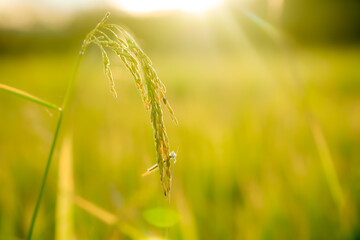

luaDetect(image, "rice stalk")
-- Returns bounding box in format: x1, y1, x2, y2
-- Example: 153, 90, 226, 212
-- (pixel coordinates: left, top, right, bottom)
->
27, 111, 63, 240
27, 48, 84, 240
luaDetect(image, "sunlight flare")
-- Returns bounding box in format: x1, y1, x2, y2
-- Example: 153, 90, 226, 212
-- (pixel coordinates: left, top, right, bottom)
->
110, 0, 224, 13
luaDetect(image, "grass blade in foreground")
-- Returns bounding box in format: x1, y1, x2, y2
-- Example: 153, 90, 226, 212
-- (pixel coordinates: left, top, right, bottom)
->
55, 134, 75, 240
73, 195, 146, 239
0, 83, 61, 111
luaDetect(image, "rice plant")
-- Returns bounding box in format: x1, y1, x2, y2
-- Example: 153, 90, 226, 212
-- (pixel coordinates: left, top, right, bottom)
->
80, 12, 178, 199
0, 11, 177, 239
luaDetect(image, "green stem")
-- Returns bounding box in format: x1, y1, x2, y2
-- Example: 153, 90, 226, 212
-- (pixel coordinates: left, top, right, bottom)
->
27, 111, 63, 240
62, 54, 83, 110
0, 83, 61, 111
26, 54, 84, 240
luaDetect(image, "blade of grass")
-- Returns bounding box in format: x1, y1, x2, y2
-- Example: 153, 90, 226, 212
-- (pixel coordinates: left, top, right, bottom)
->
0, 83, 61, 111
73, 195, 147, 239
73, 195, 117, 225
55, 134, 75, 240
308, 116, 344, 207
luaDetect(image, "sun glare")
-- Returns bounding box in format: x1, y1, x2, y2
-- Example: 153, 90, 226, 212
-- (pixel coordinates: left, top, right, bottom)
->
111, 0, 224, 13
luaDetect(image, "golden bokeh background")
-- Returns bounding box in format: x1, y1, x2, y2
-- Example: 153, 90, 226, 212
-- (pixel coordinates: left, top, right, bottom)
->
1, 0, 360, 239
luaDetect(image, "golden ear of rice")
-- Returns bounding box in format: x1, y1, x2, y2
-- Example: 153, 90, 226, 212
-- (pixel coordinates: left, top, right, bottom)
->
80, 12, 177, 199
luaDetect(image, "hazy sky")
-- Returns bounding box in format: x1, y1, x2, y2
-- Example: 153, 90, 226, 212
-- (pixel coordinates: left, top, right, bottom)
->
0, 0, 103, 12
0, 0, 227, 13
0, 0, 114, 29
0, 0, 228, 29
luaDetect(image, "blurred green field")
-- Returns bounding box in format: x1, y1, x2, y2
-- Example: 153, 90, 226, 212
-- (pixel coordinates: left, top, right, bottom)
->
1, 10, 360, 239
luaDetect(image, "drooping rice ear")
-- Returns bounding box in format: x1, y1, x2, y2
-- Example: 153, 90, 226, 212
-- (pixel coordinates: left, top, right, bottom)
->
80, 11, 178, 199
